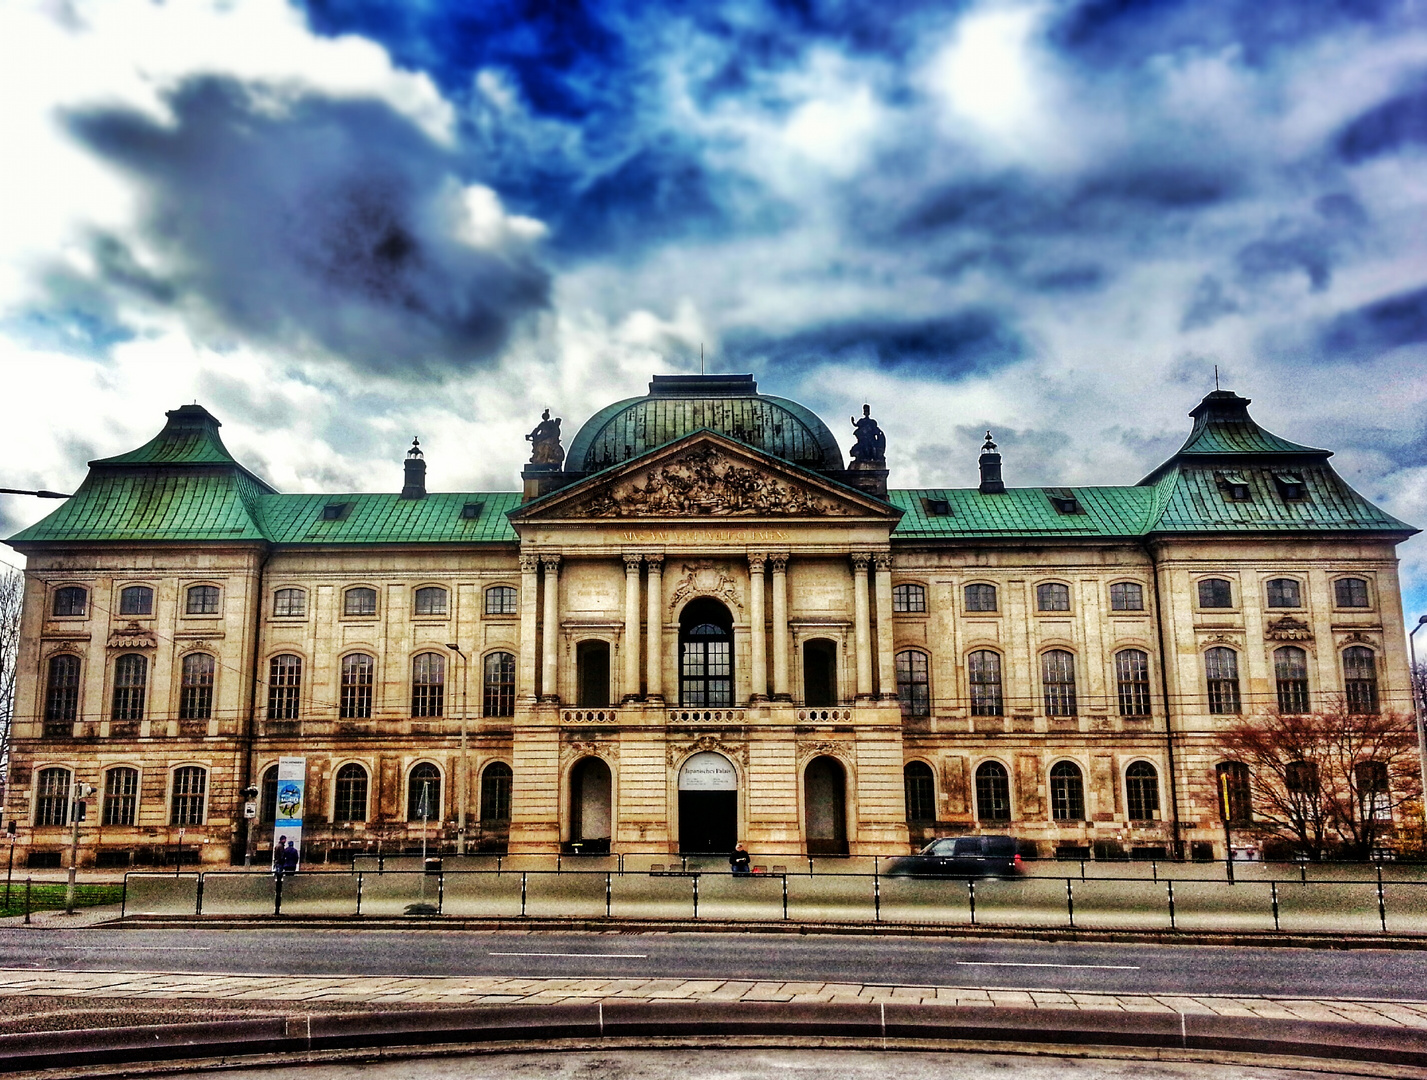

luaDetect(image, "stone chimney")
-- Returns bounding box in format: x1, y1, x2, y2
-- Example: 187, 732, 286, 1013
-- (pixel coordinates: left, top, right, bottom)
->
401, 437, 426, 499
978, 431, 1004, 494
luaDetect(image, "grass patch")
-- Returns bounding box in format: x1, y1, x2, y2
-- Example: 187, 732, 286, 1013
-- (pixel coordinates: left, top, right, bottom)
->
0, 882, 124, 917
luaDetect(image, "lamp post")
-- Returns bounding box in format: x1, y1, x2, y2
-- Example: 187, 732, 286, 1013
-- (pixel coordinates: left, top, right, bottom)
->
65, 782, 94, 914
1408, 615, 1427, 827
241, 785, 259, 867
446, 644, 470, 856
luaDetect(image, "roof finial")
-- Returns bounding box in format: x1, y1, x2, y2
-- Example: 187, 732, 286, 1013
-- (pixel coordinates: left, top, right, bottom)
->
407, 436, 423, 459
1214, 364, 1219, 391
981, 430, 997, 453
700, 342, 705, 376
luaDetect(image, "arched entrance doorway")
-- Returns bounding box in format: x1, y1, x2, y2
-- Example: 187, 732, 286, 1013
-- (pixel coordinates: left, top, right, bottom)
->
803, 639, 837, 706
678, 751, 738, 853
804, 755, 848, 855
569, 757, 612, 854
679, 599, 733, 706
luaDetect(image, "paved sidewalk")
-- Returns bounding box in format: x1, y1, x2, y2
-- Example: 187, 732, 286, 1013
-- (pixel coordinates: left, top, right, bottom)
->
1, 968, 1426, 1029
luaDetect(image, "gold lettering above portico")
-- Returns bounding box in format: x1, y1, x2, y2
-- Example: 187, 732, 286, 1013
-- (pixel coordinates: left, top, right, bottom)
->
620, 528, 791, 543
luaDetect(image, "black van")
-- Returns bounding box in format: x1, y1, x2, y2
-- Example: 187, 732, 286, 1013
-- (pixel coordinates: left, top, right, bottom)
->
884, 835, 1022, 878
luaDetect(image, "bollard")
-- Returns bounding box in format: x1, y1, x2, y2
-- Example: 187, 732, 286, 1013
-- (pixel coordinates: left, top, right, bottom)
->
520, 872, 527, 917
274, 872, 283, 917
873, 872, 880, 922
1166, 879, 1175, 930
968, 878, 976, 925
1152, 860, 1158, 883
356, 872, 363, 917
1066, 878, 1075, 928
693, 874, 699, 919
1377, 866, 1388, 933
195, 874, 204, 917
437, 870, 445, 915
782, 874, 789, 920
24, 877, 32, 925
606, 872, 612, 918
1271, 881, 1280, 931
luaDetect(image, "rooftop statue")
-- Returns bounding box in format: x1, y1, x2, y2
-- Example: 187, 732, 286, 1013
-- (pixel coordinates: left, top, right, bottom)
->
849, 404, 886, 464
526, 409, 565, 468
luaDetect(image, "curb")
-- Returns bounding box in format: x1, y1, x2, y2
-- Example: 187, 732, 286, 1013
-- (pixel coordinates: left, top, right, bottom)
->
104, 914, 1427, 949
4, 1000, 1427, 1072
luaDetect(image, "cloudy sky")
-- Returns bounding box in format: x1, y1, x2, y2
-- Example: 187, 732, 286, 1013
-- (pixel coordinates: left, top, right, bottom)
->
1, 0, 1425, 615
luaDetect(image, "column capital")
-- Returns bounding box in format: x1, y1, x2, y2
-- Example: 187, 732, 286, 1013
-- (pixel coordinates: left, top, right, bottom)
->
747, 552, 766, 573
874, 552, 894, 572
850, 551, 872, 572
645, 554, 664, 572
768, 553, 788, 574
519, 554, 541, 573
540, 553, 562, 571
623, 552, 644, 570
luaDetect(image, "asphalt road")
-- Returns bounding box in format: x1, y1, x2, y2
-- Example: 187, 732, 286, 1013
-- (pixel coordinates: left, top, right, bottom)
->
0, 928, 1423, 999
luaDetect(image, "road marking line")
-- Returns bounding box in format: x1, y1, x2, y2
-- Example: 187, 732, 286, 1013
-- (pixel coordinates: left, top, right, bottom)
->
955, 961, 1139, 970
487, 952, 647, 958
61, 947, 212, 951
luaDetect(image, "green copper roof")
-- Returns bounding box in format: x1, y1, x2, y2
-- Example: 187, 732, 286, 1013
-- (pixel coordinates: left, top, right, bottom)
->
890, 487, 1157, 538
258, 492, 520, 544
1140, 390, 1330, 484
91, 404, 275, 482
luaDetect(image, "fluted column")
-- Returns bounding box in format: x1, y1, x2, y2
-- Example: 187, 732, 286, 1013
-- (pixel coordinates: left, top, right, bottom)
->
852, 552, 873, 699
748, 553, 768, 701
622, 553, 642, 702
645, 554, 665, 702
874, 552, 898, 700
770, 553, 790, 700
540, 554, 561, 702
518, 554, 541, 703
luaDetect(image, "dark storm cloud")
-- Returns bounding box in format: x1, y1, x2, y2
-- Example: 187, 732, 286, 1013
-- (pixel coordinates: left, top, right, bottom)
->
57, 77, 549, 377
1321, 284, 1427, 355
1335, 81, 1427, 163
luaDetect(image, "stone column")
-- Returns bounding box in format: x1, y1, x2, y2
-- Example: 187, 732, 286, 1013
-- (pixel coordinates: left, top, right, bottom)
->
874, 552, 898, 700
852, 552, 873, 699
770, 554, 790, 700
540, 554, 561, 702
518, 554, 541, 703
748, 554, 768, 701
622, 553, 642, 702
645, 555, 665, 702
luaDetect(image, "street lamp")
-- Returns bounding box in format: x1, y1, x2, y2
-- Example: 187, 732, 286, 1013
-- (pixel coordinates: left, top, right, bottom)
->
65, 781, 94, 914
0, 488, 69, 499
446, 643, 470, 857
1408, 615, 1427, 827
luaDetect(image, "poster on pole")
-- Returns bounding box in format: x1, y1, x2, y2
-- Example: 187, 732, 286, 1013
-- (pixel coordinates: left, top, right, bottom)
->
272, 756, 307, 872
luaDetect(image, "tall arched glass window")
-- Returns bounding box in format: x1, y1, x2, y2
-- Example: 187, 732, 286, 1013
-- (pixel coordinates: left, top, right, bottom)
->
1041, 650, 1077, 717
483, 652, 516, 717
170, 766, 207, 825
1343, 646, 1379, 715
903, 761, 935, 822
1217, 761, 1252, 822
44, 654, 80, 735
1115, 649, 1151, 717
1204, 647, 1241, 714
679, 599, 733, 707
1049, 761, 1085, 821
411, 652, 445, 717
266, 655, 302, 721
34, 767, 71, 826
179, 653, 215, 721
340, 654, 374, 719
1273, 646, 1310, 714
103, 766, 138, 826
480, 762, 513, 824
261, 764, 279, 822
112, 654, 148, 721
408, 763, 442, 821
1125, 762, 1160, 821
333, 763, 368, 823
896, 650, 930, 718
968, 650, 1003, 716
975, 761, 1011, 822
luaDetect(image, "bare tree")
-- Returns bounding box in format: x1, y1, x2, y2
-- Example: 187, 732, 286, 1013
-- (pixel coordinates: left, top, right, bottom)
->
0, 568, 21, 795
1217, 701, 1423, 859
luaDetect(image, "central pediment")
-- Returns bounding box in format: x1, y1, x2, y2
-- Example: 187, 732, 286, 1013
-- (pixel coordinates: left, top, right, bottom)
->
510, 430, 900, 524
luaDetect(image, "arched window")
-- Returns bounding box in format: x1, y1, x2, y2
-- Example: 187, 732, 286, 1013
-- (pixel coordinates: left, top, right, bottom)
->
1286, 759, 1319, 796
273, 588, 306, 617
1050, 761, 1085, 821
333, 763, 368, 823
343, 587, 377, 616
103, 766, 139, 826
1198, 578, 1233, 609
480, 761, 513, 824
975, 761, 1011, 822
1109, 582, 1144, 611
340, 654, 374, 719
411, 652, 445, 717
679, 599, 733, 707
1266, 578, 1301, 608
112, 654, 148, 721
1204, 647, 1241, 714
407, 763, 442, 821
485, 585, 518, 615
1115, 649, 1151, 717
1125, 762, 1160, 821
893, 584, 926, 613
52, 586, 87, 617
968, 650, 1003, 716
1343, 646, 1379, 715
119, 585, 153, 616
413, 586, 448, 616
1041, 650, 1077, 717
1036, 582, 1070, 612
1217, 761, 1252, 822
170, 766, 207, 825
44, 654, 80, 735
1274, 646, 1310, 714
261, 764, 279, 822
896, 650, 930, 718
964, 583, 997, 612
179, 653, 215, 721
186, 585, 220, 615
483, 652, 516, 717
1335, 578, 1370, 609
266, 655, 302, 721
903, 761, 935, 823
34, 767, 71, 826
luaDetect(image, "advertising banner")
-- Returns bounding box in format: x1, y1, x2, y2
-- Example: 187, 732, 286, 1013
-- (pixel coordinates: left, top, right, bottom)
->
272, 756, 307, 873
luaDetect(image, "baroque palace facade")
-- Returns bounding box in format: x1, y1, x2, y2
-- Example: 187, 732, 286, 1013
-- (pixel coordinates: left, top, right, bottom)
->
3, 373, 1418, 866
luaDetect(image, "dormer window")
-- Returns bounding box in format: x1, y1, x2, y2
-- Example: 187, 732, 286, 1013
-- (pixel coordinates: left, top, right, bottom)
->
321, 502, 351, 521
461, 502, 484, 520
1273, 473, 1307, 501
1214, 472, 1252, 502
922, 498, 952, 517
1045, 488, 1082, 514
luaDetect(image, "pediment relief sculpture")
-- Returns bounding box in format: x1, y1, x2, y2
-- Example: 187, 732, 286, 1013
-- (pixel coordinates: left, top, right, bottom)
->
107, 622, 157, 650
669, 561, 741, 612
575, 446, 843, 518
1266, 615, 1313, 641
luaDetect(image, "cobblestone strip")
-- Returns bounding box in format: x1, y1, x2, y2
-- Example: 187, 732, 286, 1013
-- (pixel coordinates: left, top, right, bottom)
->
0, 968, 1422, 1028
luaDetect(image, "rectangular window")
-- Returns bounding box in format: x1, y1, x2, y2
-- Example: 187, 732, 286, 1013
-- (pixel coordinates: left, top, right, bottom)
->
343, 588, 377, 616
340, 654, 374, 719
170, 766, 207, 826
1036, 583, 1070, 612
186, 585, 220, 615
1205, 648, 1241, 714
273, 588, 306, 617
1197, 578, 1234, 609
968, 650, 1003, 717
483, 652, 516, 717
35, 768, 70, 827
52, 587, 87, 617
1335, 578, 1370, 608
964, 584, 997, 613
266, 655, 302, 721
892, 584, 926, 613
1115, 650, 1152, 717
103, 767, 138, 826
414, 586, 448, 616
1109, 582, 1143, 611
1266, 578, 1301, 608
119, 586, 153, 616
178, 653, 215, 721
111, 654, 148, 722
896, 650, 930, 718
485, 586, 518, 615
